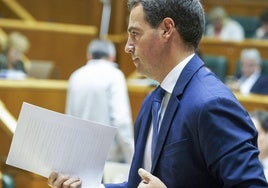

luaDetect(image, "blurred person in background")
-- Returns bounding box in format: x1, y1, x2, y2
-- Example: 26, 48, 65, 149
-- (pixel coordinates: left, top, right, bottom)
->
254, 10, 268, 40
0, 31, 29, 73
226, 48, 268, 95
205, 6, 245, 41
65, 38, 134, 164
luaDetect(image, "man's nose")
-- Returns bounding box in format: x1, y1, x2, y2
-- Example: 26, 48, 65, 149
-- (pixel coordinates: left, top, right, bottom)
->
125, 39, 134, 53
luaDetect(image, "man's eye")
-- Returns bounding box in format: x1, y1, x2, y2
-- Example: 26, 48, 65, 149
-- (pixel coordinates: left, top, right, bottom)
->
131, 31, 138, 36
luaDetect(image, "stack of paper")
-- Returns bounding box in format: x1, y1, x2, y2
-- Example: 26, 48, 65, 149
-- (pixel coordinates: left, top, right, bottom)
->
6, 102, 117, 188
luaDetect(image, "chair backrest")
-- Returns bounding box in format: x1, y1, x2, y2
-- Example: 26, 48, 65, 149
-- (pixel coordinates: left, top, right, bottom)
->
27, 60, 54, 79
231, 16, 260, 38
262, 60, 268, 76
2, 173, 14, 188
202, 55, 228, 82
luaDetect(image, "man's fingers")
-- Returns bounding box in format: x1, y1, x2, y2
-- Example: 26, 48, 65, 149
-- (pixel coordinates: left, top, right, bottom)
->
54, 174, 70, 187
48, 171, 58, 187
48, 172, 71, 188
138, 168, 153, 183
63, 177, 82, 188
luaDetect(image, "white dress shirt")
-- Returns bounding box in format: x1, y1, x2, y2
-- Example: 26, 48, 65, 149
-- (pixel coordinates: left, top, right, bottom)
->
239, 72, 260, 95
66, 59, 134, 163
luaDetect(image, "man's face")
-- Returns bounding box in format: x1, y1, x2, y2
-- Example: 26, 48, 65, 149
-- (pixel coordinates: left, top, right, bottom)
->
241, 58, 259, 78
125, 4, 164, 79
212, 17, 223, 31
7, 47, 22, 64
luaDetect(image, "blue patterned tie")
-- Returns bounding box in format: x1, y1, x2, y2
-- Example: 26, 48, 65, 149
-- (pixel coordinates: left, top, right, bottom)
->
151, 86, 165, 161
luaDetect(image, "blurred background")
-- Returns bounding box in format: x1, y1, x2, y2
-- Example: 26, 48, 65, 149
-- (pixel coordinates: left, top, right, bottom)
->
1, 0, 268, 187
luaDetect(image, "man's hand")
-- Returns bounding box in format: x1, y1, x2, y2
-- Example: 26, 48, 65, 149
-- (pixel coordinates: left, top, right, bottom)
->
138, 168, 167, 188
48, 171, 82, 188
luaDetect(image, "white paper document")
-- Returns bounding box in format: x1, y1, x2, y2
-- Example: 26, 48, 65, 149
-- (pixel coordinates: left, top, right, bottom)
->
6, 102, 117, 188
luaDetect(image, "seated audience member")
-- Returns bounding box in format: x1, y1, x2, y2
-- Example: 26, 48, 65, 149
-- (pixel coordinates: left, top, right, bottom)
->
0, 32, 29, 73
226, 48, 268, 95
254, 10, 268, 39
205, 6, 245, 41
66, 39, 134, 164
250, 110, 268, 179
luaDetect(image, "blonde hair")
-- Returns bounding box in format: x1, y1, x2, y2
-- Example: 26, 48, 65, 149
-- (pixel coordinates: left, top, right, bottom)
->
209, 6, 227, 21
5, 32, 30, 53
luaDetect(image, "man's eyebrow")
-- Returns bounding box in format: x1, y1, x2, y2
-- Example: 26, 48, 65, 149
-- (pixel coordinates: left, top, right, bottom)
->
128, 27, 134, 33
128, 26, 140, 33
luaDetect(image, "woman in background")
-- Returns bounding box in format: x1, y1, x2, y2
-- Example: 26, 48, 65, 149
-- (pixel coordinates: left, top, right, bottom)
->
205, 6, 245, 41
0, 31, 29, 73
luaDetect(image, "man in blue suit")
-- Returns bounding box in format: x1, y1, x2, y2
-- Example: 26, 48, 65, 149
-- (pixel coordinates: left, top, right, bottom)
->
48, 0, 268, 187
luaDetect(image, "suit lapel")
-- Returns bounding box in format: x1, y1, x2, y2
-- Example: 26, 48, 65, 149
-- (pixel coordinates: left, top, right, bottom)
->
128, 96, 153, 187
151, 54, 204, 172
151, 93, 180, 171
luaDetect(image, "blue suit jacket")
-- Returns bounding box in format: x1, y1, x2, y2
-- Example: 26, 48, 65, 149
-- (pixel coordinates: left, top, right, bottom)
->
251, 74, 268, 95
105, 55, 268, 187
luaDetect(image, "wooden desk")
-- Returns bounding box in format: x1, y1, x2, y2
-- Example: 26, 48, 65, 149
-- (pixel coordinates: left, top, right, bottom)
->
1, 78, 268, 122
0, 78, 68, 119
199, 38, 268, 75
0, 79, 67, 188
0, 78, 146, 123
234, 92, 268, 112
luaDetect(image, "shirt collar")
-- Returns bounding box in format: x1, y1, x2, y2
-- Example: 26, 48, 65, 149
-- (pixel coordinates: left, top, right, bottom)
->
160, 53, 195, 94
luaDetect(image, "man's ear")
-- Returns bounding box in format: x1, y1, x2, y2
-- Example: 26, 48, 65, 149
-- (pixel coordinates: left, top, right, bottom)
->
160, 17, 175, 40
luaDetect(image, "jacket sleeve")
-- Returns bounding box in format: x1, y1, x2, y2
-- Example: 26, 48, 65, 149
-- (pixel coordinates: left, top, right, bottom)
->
197, 97, 267, 187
